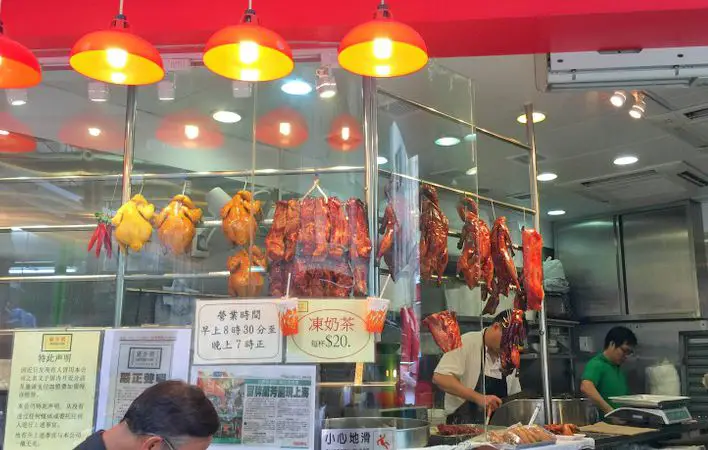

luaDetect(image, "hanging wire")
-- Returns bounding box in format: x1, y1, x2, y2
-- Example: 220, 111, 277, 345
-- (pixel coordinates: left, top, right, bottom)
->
118, 0, 124, 15
491, 200, 497, 220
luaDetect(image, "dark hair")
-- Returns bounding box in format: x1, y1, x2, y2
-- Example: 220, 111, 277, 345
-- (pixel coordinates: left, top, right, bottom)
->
123, 380, 220, 441
604, 326, 637, 349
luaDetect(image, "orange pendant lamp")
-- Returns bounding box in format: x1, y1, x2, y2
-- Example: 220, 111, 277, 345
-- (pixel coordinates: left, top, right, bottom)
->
204, 1, 293, 82
338, 1, 428, 78
70, 1, 164, 86
0, 17, 41, 89
327, 114, 363, 152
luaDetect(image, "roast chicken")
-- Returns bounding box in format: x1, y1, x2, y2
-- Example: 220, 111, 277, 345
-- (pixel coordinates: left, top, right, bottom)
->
420, 184, 449, 285
221, 190, 263, 247
112, 194, 155, 252
227, 245, 267, 297
153, 194, 203, 255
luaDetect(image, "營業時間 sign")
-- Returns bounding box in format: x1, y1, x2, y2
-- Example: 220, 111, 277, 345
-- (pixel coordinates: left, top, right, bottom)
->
4, 330, 101, 450
286, 299, 374, 363
193, 299, 283, 364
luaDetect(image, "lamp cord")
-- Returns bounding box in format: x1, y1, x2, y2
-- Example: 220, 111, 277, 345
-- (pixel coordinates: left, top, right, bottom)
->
118, 0, 124, 15
248, 0, 252, 9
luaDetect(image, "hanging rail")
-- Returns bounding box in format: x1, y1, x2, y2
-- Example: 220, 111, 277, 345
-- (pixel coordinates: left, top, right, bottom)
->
377, 89, 532, 152
379, 169, 536, 215
0, 165, 366, 184
0, 218, 271, 233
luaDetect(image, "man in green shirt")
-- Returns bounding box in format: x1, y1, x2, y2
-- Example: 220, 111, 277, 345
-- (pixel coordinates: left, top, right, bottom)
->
580, 326, 637, 415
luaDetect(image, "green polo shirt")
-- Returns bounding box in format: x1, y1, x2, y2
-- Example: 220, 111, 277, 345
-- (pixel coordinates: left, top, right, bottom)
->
581, 353, 629, 411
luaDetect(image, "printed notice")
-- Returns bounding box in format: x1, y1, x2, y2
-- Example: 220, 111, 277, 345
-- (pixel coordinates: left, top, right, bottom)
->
286, 299, 374, 363
3, 330, 101, 450
321, 427, 396, 450
194, 299, 282, 365
95, 328, 192, 430
192, 365, 316, 450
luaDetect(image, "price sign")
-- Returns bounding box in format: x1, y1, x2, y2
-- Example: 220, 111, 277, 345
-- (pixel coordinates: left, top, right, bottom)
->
193, 299, 282, 364
321, 427, 396, 450
286, 299, 374, 363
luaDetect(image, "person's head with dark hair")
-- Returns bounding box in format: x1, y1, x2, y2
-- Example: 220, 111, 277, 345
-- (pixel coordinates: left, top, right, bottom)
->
75, 380, 219, 450
603, 326, 637, 365
484, 309, 527, 354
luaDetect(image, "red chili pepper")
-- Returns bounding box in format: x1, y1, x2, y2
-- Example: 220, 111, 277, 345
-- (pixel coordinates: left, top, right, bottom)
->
88, 228, 99, 252
104, 224, 113, 259
95, 223, 104, 257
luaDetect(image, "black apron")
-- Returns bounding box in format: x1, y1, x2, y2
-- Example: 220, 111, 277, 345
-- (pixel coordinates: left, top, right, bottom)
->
446, 335, 507, 425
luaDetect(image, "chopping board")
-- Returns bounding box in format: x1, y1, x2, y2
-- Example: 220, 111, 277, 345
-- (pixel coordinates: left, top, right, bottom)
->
580, 422, 656, 435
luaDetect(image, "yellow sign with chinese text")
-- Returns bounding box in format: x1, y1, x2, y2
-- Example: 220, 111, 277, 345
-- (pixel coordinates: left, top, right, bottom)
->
4, 330, 101, 450
286, 299, 375, 363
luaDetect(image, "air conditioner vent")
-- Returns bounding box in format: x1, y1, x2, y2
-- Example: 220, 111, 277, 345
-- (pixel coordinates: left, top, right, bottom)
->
509, 192, 531, 201
677, 170, 708, 187
509, 153, 547, 165
580, 170, 659, 189
684, 108, 708, 121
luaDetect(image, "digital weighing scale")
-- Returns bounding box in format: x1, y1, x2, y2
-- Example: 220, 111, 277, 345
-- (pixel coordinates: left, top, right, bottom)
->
605, 395, 693, 427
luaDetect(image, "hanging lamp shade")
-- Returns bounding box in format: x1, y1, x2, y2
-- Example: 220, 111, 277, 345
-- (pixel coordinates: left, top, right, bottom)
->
0, 112, 36, 153
204, 9, 293, 82
338, 3, 428, 78
156, 111, 224, 149
256, 107, 308, 148
327, 114, 363, 152
70, 15, 164, 86
0, 22, 42, 89
59, 113, 124, 153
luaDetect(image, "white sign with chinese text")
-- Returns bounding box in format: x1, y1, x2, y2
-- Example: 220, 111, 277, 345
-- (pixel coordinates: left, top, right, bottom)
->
321, 427, 396, 450
95, 328, 192, 430
3, 330, 102, 450
194, 299, 283, 365
286, 299, 374, 363
191, 364, 316, 450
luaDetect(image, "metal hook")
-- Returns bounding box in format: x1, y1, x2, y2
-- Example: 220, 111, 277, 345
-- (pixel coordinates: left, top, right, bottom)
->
138, 178, 145, 195
491, 200, 497, 219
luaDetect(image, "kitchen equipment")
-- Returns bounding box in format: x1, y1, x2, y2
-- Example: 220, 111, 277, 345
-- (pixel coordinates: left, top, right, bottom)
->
580, 422, 655, 436
323, 417, 429, 449
605, 394, 692, 427
490, 398, 599, 426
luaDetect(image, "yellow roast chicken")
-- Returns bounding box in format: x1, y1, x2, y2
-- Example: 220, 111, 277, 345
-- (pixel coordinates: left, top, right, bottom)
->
153, 194, 203, 255
227, 246, 267, 297
221, 190, 263, 246
112, 194, 155, 252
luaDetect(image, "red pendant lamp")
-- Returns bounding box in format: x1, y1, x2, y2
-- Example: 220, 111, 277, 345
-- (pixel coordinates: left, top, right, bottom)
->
59, 113, 124, 153
70, 0, 164, 86
0, 112, 36, 153
256, 107, 308, 148
156, 111, 224, 150
0, 3, 41, 89
338, 1, 428, 78
204, 1, 293, 82
327, 114, 363, 152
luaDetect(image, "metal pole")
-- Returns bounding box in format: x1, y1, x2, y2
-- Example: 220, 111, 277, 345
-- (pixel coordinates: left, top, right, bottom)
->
363, 76, 379, 297
114, 86, 138, 328
525, 102, 553, 424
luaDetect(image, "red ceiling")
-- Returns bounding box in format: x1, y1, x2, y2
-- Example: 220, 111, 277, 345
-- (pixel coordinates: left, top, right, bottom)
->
7, 0, 708, 57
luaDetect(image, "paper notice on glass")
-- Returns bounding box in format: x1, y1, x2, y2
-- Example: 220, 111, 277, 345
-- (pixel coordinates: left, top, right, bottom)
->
286, 299, 374, 363
191, 365, 316, 450
95, 328, 192, 430
3, 330, 101, 450
194, 299, 283, 365
321, 427, 396, 450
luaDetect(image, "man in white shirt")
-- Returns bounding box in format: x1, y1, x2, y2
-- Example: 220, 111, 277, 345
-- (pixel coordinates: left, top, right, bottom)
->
432, 309, 522, 424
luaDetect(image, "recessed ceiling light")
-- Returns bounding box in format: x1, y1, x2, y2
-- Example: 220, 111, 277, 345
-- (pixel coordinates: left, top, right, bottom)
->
434, 136, 461, 147
537, 172, 558, 182
548, 210, 566, 216
465, 167, 477, 176
517, 112, 546, 124
614, 155, 638, 166
377, 156, 388, 165
464, 133, 477, 142
0, 130, 9, 136
281, 80, 312, 96
212, 110, 242, 124
88, 127, 101, 137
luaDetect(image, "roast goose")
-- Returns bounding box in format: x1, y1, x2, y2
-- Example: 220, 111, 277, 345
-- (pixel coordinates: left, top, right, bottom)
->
420, 184, 449, 285
227, 245, 267, 297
